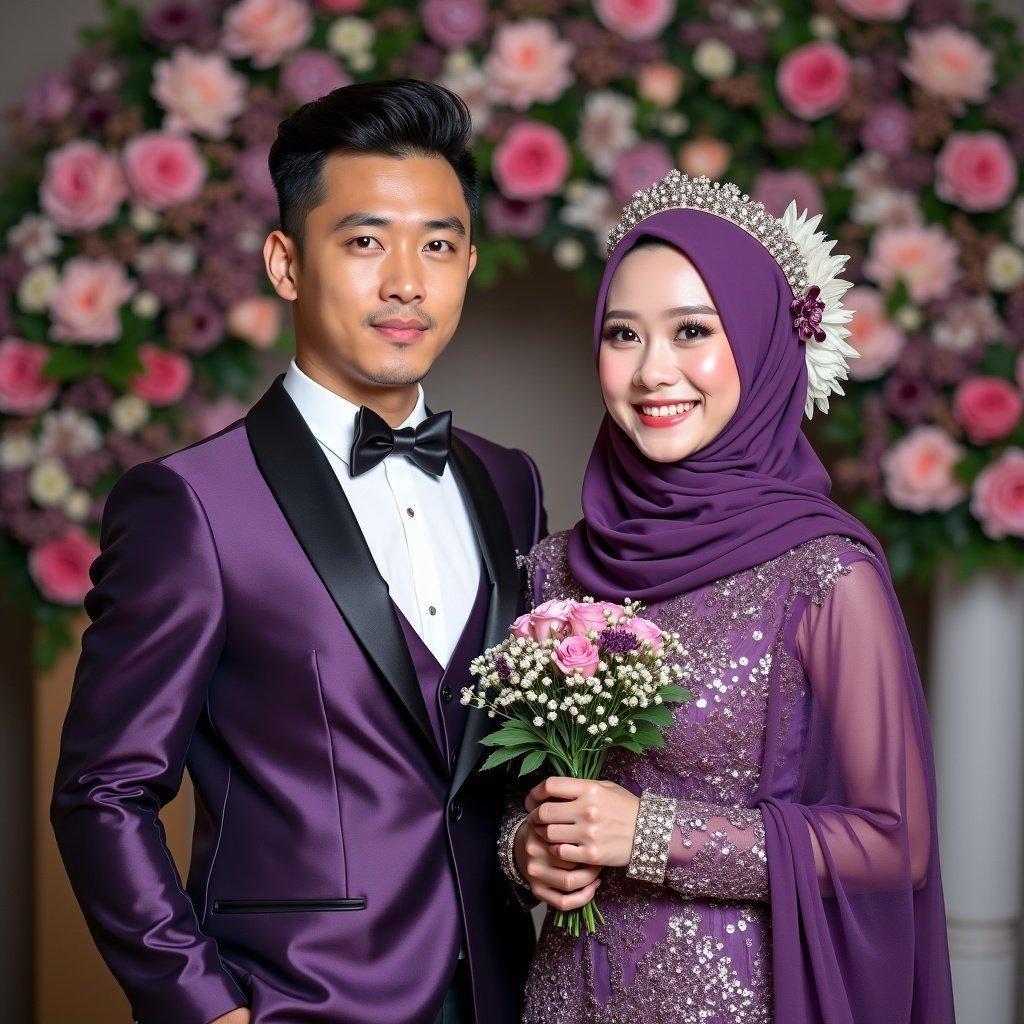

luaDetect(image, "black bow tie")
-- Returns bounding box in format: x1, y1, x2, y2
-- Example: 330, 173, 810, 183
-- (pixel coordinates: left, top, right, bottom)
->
349, 405, 452, 478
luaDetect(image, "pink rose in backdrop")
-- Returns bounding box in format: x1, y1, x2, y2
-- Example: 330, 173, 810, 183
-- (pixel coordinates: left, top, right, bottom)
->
881, 426, 966, 512
48, 257, 136, 345
568, 601, 625, 637
864, 224, 960, 303
845, 286, 906, 379
222, 0, 313, 69
122, 131, 207, 210
29, 528, 100, 605
776, 42, 852, 120
638, 63, 684, 108
626, 616, 664, 652
227, 295, 284, 349
935, 132, 1017, 213
677, 138, 730, 180
529, 599, 575, 641
971, 448, 1024, 539
40, 140, 127, 233
279, 51, 351, 105
421, 0, 488, 48
152, 47, 248, 140
752, 169, 823, 218
492, 122, 570, 200
836, 0, 910, 20
485, 20, 574, 110
552, 634, 601, 678
612, 142, 674, 206
0, 337, 59, 414
130, 344, 193, 406
594, 0, 676, 42
902, 26, 995, 106
954, 377, 1023, 444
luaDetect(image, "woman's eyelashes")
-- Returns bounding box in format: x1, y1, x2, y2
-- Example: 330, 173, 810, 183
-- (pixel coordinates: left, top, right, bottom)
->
601, 317, 716, 345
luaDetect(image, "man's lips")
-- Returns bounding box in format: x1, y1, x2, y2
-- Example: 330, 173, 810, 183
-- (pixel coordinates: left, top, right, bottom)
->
371, 319, 429, 341
633, 398, 701, 428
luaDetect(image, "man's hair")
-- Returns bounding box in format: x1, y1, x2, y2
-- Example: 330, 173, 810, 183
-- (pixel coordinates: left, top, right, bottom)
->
269, 79, 479, 263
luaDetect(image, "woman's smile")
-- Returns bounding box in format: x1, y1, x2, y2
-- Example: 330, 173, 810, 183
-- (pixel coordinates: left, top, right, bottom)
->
633, 397, 702, 428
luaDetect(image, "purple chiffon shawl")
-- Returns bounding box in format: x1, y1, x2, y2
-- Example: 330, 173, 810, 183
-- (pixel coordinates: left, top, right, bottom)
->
568, 210, 956, 1023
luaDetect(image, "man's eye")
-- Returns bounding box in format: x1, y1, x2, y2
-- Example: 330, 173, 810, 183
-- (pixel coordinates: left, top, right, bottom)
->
351, 237, 380, 249
425, 240, 454, 253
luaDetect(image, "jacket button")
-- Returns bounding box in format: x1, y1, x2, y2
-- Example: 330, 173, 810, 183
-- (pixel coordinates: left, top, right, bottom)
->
449, 800, 463, 821
441, 685, 453, 703
450, 751, 458, 771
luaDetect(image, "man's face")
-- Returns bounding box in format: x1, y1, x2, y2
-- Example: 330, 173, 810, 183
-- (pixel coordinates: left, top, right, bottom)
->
269, 151, 477, 389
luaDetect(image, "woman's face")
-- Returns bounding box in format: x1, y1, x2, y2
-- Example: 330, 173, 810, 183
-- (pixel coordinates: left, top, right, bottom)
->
598, 242, 741, 464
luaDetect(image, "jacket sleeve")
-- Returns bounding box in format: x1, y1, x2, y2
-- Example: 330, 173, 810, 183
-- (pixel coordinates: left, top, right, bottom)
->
516, 448, 548, 548
49, 460, 247, 1024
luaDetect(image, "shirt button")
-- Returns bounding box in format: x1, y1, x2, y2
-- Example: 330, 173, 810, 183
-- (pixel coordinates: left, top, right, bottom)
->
428, 605, 437, 616
406, 507, 415, 517
450, 751, 459, 771
449, 800, 463, 821
441, 685, 453, 703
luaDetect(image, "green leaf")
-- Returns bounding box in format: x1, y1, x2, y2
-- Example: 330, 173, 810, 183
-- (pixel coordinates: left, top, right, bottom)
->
518, 749, 547, 776
631, 705, 675, 727
628, 723, 667, 749
657, 684, 691, 704
478, 722, 538, 747
45, 346, 94, 381
481, 745, 536, 771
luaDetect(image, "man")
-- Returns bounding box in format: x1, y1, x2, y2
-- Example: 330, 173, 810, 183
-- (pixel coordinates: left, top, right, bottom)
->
51, 79, 545, 1024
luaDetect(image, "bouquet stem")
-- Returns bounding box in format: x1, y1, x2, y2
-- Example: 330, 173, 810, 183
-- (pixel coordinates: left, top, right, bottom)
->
552, 897, 605, 936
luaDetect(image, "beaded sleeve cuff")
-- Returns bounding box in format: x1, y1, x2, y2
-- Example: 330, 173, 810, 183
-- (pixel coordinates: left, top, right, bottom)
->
498, 804, 530, 891
626, 791, 679, 885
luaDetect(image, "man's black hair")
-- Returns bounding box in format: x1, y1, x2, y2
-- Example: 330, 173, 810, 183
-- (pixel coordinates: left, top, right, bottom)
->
269, 78, 479, 262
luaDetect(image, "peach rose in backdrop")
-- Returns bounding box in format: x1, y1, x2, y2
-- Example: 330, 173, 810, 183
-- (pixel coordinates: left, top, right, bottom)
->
130, 343, 193, 406
492, 122, 570, 200
122, 131, 207, 210
678, 138, 731, 180
954, 377, 1023, 444
48, 257, 136, 344
552, 634, 601, 678
0, 337, 59, 414
223, 0, 313, 69
152, 46, 248, 140
594, 0, 676, 42
837, 0, 910, 20
936, 132, 1018, 213
864, 224, 960, 303
776, 41, 852, 120
844, 286, 905, 379
484, 20, 574, 110
902, 26, 995, 106
638, 62, 684, 108
39, 140, 127, 233
29, 528, 100, 605
971, 448, 1024, 539
227, 295, 283, 349
568, 601, 626, 637
528, 598, 575, 641
881, 425, 966, 512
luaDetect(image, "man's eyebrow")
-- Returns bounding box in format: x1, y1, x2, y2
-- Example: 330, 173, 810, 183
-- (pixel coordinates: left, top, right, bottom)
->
604, 304, 720, 319
331, 212, 466, 237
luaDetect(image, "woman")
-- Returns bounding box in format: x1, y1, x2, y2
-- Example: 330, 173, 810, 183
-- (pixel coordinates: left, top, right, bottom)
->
498, 173, 956, 1023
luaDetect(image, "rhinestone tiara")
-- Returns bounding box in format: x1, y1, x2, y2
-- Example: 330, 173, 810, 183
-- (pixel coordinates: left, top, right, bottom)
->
605, 171, 858, 418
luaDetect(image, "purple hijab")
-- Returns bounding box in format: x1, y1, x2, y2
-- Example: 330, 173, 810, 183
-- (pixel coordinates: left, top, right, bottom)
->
569, 209, 956, 1023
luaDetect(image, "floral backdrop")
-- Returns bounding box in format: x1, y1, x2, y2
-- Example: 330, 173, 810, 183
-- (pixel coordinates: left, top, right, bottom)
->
1, 0, 1023, 665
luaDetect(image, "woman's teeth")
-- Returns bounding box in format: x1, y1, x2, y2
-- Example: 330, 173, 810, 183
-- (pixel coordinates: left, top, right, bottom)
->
639, 401, 698, 417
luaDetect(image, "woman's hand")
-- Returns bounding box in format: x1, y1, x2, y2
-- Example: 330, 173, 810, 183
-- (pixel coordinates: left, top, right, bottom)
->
527, 776, 641, 868
514, 809, 602, 912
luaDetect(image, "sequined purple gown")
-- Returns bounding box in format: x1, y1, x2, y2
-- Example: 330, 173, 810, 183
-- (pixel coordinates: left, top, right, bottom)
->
512, 529, 879, 1024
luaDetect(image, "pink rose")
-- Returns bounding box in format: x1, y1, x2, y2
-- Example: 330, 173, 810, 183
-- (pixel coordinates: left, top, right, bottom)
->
227, 295, 284, 350
677, 138, 731, 181
954, 377, 1023, 444
593, 0, 676, 42
40, 140, 127, 233
971, 448, 1024, 539
421, 0, 488, 48
864, 224, 960, 303
637, 62, 684, 108
936, 132, 1017, 213
902, 26, 994, 106
492, 122, 570, 200
152, 47, 248, 140
122, 131, 207, 210
48, 257, 137, 345
568, 601, 625, 637
776, 42, 852, 120
511, 613, 533, 638
0, 337, 59, 414
130, 343, 193, 406
222, 0, 313, 69
626, 616, 664, 652
611, 142, 674, 206
484, 20, 574, 110
845, 286, 905, 380
837, 0, 910, 19
529, 598, 575, 641
551, 634, 601, 678
280, 51, 351, 105
881, 426, 966, 512
752, 169, 823, 219
29, 527, 100, 605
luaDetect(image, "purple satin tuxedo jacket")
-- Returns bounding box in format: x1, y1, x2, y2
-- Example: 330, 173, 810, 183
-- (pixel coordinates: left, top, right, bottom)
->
50, 376, 546, 1024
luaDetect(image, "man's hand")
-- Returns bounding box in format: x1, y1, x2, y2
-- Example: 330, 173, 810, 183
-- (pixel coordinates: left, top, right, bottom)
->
211, 1008, 250, 1024
514, 806, 602, 912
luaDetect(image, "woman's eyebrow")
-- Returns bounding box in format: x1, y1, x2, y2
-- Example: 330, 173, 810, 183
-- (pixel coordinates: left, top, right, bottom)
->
604, 304, 719, 319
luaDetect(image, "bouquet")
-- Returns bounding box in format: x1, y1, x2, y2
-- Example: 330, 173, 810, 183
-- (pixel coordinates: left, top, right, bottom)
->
463, 597, 691, 936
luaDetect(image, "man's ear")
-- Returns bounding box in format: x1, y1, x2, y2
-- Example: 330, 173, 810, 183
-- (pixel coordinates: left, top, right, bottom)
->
468, 244, 478, 277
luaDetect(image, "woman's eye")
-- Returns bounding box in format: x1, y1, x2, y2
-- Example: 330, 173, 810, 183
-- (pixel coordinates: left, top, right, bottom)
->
425, 239, 454, 253
605, 325, 640, 343
677, 322, 712, 342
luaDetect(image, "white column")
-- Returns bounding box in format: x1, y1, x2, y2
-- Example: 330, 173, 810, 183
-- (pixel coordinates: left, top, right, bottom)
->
931, 563, 1024, 1024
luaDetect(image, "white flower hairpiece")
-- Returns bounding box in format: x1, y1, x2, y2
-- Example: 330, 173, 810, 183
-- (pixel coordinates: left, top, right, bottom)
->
606, 172, 858, 418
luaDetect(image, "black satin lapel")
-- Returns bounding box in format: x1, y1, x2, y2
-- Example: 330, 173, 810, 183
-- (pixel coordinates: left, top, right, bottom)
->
246, 377, 443, 766
446, 434, 520, 798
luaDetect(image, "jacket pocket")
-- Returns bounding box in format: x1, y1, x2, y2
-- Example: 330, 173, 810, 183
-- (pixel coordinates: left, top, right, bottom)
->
212, 897, 366, 914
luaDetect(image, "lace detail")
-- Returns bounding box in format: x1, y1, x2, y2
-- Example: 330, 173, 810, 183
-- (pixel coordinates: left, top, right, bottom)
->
626, 792, 677, 884
666, 800, 769, 902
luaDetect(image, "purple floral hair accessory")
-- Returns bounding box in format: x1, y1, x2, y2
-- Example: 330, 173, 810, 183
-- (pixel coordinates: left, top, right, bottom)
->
791, 284, 827, 343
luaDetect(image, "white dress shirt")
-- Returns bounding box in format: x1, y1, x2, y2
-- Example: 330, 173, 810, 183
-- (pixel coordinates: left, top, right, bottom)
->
282, 359, 483, 668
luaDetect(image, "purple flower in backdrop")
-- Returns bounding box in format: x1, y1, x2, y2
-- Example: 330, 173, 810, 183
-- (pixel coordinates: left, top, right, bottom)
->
420, 0, 489, 49
23, 72, 74, 124
884, 374, 936, 423
75, 91, 121, 134
611, 142, 673, 206
753, 169, 823, 218
483, 195, 551, 238
860, 102, 914, 157
236, 144, 278, 209
279, 51, 351, 105
169, 293, 226, 354
144, 2, 214, 47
